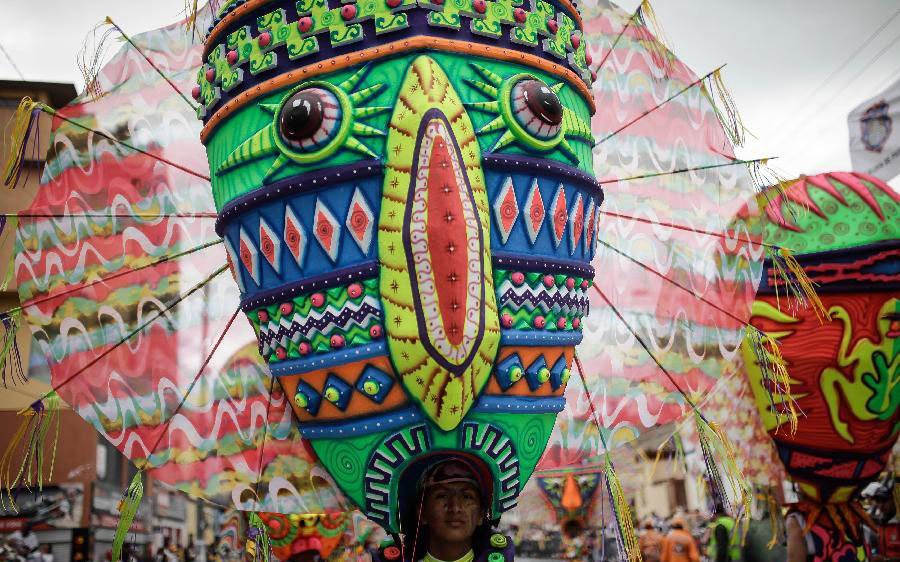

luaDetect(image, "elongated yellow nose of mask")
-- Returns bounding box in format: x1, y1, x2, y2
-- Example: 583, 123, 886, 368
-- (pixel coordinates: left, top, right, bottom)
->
378, 55, 500, 431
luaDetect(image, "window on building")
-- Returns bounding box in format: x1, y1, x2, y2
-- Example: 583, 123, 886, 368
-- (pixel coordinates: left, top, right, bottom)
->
96, 440, 123, 485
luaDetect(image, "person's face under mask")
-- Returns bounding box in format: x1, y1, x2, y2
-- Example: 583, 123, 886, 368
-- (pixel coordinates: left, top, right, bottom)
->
423, 482, 482, 545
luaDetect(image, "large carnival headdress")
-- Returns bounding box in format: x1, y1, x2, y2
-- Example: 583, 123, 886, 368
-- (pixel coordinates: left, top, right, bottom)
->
1, 0, 801, 559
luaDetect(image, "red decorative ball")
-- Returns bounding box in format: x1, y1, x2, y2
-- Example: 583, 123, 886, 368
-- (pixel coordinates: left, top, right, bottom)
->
384, 547, 401, 561
297, 17, 313, 32
299, 342, 311, 355
565, 277, 575, 290
547, 19, 558, 33
472, 0, 486, 13
572, 317, 581, 329
501, 314, 514, 329
591, 70, 598, 82
275, 347, 287, 360
513, 7, 527, 22
258, 32, 272, 47
280, 302, 293, 316
331, 334, 346, 348
534, 316, 546, 329
581, 279, 589, 290
387, 0, 402, 7
341, 4, 357, 20
191, 86, 202, 100
347, 283, 363, 298
257, 310, 269, 323
311, 293, 325, 307
585, 51, 592, 65
226, 50, 238, 65
556, 317, 567, 329
570, 33, 580, 48
543, 274, 555, 288
369, 325, 382, 338
511, 272, 525, 285
205, 67, 216, 82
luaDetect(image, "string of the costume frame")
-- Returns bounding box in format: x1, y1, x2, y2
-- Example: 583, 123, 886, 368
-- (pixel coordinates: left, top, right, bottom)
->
595, 64, 725, 146
598, 156, 774, 184
587, 287, 707, 421
598, 210, 774, 249
591, 3, 642, 77
251, 371, 280, 506
572, 353, 639, 561
597, 239, 747, 327
26, 103, 209, 182
26, 264, 227, 404
104, 17, 199, 112
533, 356, 754, 482
1, 239, 221, 316
139, 306, 241, 470
590, 282, 754, 517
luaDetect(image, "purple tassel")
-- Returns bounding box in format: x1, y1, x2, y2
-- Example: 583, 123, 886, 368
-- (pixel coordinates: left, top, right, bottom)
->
4, 108, 41, 189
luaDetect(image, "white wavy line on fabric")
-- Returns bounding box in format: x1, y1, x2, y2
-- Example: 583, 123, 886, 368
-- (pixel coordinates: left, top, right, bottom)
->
78, 359, 278, 434
16, 217, 210, 292
598, 385, 664, 430
109, 391, 293, 469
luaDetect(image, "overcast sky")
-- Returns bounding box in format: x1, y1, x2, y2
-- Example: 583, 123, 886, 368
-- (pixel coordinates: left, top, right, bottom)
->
2, 1, 899, 186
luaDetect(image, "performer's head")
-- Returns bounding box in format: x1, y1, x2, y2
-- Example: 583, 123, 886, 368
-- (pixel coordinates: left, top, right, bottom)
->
402, 457, 493, 561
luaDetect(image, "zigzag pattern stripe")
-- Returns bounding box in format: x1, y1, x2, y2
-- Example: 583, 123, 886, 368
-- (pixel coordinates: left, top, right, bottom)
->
497, 283, 589, 315
258, 296, 382, 351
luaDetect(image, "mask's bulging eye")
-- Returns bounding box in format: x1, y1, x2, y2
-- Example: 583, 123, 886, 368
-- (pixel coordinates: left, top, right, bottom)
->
512, 79, 563, 139
279, 87, 342, 152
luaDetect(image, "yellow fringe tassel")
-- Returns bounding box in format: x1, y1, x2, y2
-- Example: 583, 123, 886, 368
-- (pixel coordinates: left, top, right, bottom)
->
746, 327, 799, 435
706, 69, 747, 147
2, 98, 43, 189
635, 0, 672, 76
605, 459, 641, 562
766, 491, 780, 549
0, 394, 61, 511
184, 0, 201, 36
771, 247, 828, 322
0, 415, 30, 512
77, 20, 118, 101
706, 419, 752, 531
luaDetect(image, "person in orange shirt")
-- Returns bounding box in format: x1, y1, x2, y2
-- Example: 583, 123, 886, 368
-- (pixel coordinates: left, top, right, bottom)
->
661, 516, 700, 562
638, 519, 665, 562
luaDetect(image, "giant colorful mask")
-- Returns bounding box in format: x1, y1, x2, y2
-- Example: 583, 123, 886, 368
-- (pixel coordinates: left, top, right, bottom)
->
197, 0, 598, 532
743, 172, 899, 557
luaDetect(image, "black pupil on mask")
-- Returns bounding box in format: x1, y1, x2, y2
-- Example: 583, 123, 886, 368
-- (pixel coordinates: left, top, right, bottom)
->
281, 91, 324, 142
522, 81, 563, 126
